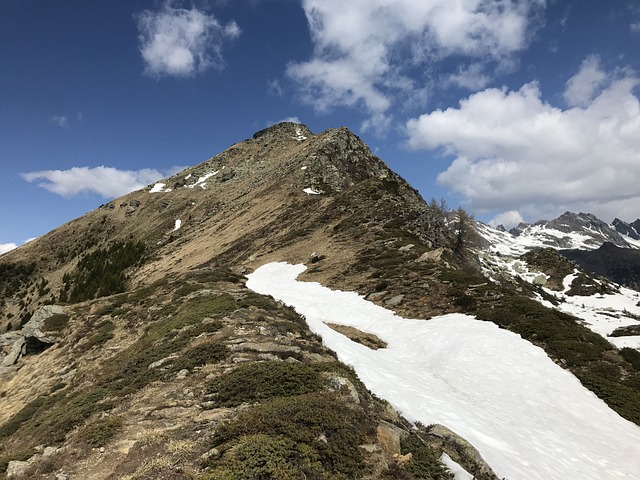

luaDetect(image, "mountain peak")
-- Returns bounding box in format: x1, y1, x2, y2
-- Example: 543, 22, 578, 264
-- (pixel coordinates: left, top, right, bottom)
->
252, 121, 313, 141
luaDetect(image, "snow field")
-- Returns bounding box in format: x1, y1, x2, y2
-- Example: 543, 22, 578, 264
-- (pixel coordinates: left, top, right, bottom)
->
247, 262, 640, 480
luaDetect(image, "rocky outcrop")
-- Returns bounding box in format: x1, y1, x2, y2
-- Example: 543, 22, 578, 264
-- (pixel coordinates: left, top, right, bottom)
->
0, 305, 63, 367
427, 424, 499, 480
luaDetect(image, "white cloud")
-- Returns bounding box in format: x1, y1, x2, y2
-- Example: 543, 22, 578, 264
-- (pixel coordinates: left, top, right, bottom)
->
21, 165, 184, 199
564, 55, 607, 107
406, 61, 640, 223
488, 210, 524, 230
0, 243, 17, 255
50, 115, 69, 128
136, 2, 240, 77
288, 0, 547, 120
267, 79, 283, 96
446, 63, 492, 91
267, 116, 302, 127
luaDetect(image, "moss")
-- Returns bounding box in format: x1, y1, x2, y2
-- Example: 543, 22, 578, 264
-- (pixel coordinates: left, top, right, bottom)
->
206, 361, 323, 407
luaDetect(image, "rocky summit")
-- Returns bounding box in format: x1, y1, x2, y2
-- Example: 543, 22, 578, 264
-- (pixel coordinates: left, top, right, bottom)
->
1, 123, 640, 479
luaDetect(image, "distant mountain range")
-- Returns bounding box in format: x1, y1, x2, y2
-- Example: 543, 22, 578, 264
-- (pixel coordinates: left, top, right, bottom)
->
484, 211, 640, 290
494, 211, 640, 251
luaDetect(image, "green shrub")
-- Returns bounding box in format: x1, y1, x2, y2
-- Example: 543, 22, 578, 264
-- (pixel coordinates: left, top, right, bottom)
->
206, 361, 323, 407
202, 434, 327, 480
211, 392, 369, 479
400, 434, 453, 480
609, 325, 640, 337
64, 240, 147, 303
576, 372, 640, 425
78, 416, 123, 447
85, 320, 115, 348
172, 342, 228, 371
0, 396, 47, 439
621, 347, 640, 370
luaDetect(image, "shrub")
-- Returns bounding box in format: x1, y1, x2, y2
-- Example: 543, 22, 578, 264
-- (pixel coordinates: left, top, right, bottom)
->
172, 342, 228, 371
202, 434, 327, 480
400, 434, 453, 480
78, 416, 123, 447
206, 361, 323, 407
621, 347, 640, 371
210, 392, 369, 479
85, 320, 115, 348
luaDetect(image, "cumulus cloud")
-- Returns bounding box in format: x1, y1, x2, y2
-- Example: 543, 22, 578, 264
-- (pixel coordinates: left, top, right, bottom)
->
288, 0, 547, 122
406, 60, 640, 223
21, 166, 184, 199
564, 55, 607, 107
50, 115, 69, 128
136, 2, 240, 77
0, 243, 17, 255
488, 210, 525, 230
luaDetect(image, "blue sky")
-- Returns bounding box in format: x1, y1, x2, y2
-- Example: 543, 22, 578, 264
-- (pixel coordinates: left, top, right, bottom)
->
2, 0, 640, 254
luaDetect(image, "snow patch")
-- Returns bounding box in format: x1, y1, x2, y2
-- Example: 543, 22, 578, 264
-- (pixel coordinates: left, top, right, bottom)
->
294, 125, 307, 141
174, 219, 182, 231
247, 262, 640, 480
149, 182, 166, 193
303, 187, 320, 195
440, 453, 473, 480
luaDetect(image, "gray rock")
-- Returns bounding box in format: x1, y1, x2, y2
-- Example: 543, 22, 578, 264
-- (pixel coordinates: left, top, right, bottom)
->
399, 244, 415, 252
23, 305, 65, 337
385, 295, 404, 307
228, 342, 301, 355
43, 446, 58, 457
366, 291, 387, 301
418, 247, 444, 262
532, 273, 548, 286
329, 376, 360, 404
427, 424, 498, 480
148, 354, 179, 369
1, 339, 25, 367
176, 369, 189, 379
6, 460, 30, 478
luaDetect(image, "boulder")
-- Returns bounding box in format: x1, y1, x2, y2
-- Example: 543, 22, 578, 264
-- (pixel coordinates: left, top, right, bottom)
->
418, 247, 444, 262
427, 424, 498, 480
1, 339, 26, 367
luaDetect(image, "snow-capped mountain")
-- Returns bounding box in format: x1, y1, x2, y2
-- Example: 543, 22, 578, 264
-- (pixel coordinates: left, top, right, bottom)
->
495, 211, 635, 251
612, 217, 640, 240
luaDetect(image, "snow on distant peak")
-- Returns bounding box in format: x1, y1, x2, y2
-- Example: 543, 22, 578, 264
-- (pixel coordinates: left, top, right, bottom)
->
247, 262, 640, 480
478, 212, 636, 254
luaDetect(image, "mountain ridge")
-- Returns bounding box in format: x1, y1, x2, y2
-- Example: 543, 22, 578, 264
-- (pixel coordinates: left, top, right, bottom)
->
1, 123, 640, 479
